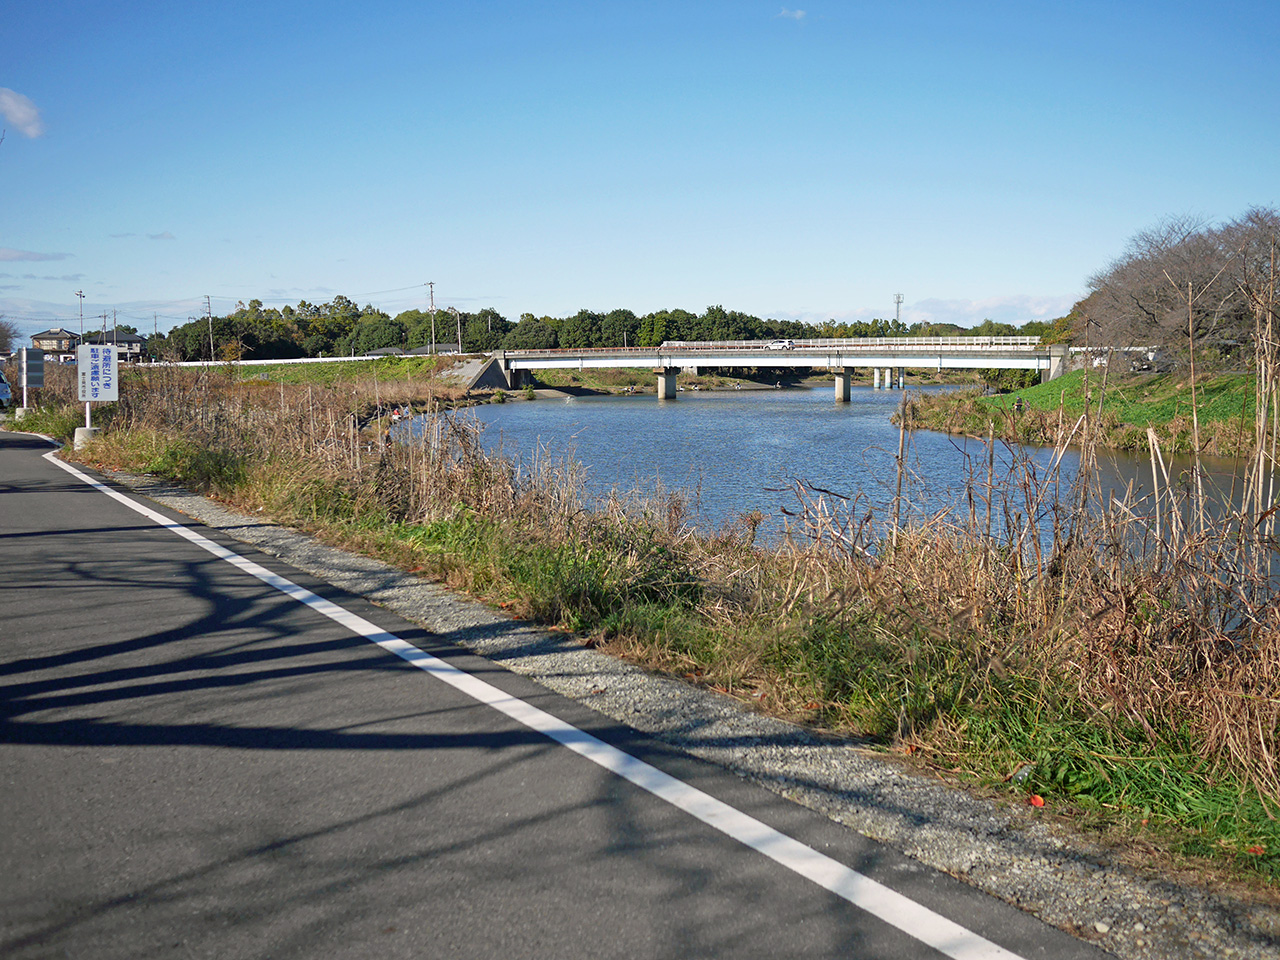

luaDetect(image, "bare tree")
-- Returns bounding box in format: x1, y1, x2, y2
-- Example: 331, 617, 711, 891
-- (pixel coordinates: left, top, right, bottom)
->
0, 316, 19, 354
1076, 212, 1266, 364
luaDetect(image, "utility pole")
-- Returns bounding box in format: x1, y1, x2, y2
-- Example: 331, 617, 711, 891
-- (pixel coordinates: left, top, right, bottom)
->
427, 281, 436, 355
205, 295, 214, 360
76, 290, 85, 340
452, 306, 462, 354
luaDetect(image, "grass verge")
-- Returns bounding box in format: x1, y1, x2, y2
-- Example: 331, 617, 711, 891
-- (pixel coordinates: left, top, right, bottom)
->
907, 369, 1260, 456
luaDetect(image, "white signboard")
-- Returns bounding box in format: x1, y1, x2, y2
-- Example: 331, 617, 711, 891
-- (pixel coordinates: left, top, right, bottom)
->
77, 344, 119, 402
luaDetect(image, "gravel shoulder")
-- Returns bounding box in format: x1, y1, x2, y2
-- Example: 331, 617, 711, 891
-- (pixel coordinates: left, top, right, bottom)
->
86, 463, 1280, 960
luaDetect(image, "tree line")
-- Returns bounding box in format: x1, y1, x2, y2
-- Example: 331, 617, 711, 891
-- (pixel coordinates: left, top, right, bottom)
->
152, 300, 1068, 363
1074, 206, 1279, 366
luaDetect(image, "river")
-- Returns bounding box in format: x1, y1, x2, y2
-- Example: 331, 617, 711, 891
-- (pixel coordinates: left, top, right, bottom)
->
414, 385, 1229, 545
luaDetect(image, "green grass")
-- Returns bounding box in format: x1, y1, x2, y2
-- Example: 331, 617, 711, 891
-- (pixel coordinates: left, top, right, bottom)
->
996, 369, 1255, 424
913, 369, 1259, 455
531, 367, 652, 391
227, 356, 453, 386
4, 403, 114, 443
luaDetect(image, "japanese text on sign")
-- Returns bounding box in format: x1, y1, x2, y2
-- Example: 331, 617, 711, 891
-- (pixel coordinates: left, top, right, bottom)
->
77, 344, 119, 402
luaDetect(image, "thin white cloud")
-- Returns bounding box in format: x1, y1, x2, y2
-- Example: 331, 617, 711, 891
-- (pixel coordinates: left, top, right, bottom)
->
0, 88, 45, 138
0, 248, 70, 262
775, 293, 1077, 329
778, 8, 806, 20
148, 231, 176, 241
905, 294, 1078, 327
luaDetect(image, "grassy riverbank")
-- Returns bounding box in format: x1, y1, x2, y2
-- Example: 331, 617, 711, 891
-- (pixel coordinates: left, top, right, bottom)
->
11, 361, 1280, 890
908, 369, 1260, 456
219, 355, 458, 385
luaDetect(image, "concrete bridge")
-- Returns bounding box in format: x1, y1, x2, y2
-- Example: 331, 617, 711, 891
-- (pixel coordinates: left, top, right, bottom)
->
494, 337, 1069, 400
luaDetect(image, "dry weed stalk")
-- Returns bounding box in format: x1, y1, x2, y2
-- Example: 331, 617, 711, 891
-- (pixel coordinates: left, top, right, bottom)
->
788, 362, 1277, 800
109, 357, 1278, 802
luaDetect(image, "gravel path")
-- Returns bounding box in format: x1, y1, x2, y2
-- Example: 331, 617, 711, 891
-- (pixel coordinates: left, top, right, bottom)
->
97, 467, 1280, 959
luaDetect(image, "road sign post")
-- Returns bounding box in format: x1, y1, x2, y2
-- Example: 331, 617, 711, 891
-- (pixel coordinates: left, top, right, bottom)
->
17, 347, 44, 419
75, 344, 119, 448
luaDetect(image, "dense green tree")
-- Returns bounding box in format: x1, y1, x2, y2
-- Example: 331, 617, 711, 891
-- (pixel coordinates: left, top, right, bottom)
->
82, 324, 140, 341
398, 309, 440, 349
637, 308, 695, 345
600, 308, 640, 347
1032, 315, 1075, 344
147, 294, 1097, 363
968, 318, 1020, 338
637, 312, 665, 347
558, 309, 602, 349
907, 320, 966, 337
337, 315, 408, 355
503, 317, 558, 350
463, 309, 512, 352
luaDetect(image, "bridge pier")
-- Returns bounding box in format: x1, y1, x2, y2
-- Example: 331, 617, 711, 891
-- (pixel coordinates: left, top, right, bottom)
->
834, 370, 851, 402
874, 367, 900, 390
656, 367, 678, 400
1041, 343, 1068, 383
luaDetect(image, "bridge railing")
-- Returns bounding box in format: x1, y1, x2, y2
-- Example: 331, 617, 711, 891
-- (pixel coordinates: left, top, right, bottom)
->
505, 337, 1045, 357
660, 336, 1043, 350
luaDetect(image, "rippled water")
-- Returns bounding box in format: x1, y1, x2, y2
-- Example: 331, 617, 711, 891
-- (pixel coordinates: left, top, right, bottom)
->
452, 386, 1077, 540
406, 384, 1264, 550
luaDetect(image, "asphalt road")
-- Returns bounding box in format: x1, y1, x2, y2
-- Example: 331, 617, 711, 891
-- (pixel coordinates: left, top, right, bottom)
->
0, 429, 1104, 960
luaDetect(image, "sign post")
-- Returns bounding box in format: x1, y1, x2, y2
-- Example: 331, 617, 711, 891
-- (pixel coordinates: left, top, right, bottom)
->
75, 343, 119, 449
16, 347, 44, 420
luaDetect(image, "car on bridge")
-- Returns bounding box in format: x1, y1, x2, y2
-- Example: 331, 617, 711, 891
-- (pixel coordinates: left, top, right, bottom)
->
767, 339, 795, 350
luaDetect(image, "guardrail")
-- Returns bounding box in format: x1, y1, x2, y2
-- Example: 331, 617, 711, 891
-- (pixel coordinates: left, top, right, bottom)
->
508, 336, 1046, 358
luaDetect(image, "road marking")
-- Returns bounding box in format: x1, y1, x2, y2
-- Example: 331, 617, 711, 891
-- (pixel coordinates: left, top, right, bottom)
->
46, 450, 1028, 960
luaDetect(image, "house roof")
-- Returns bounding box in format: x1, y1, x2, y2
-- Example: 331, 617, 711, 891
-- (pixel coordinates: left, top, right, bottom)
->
31, 328, 79, 341
83, 332, 147, 345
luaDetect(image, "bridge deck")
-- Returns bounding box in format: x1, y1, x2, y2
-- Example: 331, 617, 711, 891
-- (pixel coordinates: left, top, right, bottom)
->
501, 337, 1065, 373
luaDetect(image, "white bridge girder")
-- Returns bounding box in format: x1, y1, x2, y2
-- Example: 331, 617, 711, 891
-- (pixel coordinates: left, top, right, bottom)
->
493, 340, 1069, 398
501, 350, 1061, 373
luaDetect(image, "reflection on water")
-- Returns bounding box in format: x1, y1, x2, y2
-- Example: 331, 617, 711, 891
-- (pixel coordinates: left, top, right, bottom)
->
419, 386, 1268, 547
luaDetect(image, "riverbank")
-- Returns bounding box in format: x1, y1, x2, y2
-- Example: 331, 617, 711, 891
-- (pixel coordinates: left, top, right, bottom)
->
906, 369, 1261, 457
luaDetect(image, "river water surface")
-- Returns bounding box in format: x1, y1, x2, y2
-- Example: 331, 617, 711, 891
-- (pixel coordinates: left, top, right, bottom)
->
453, 387, 1067, 541
439, 384, 1264, 549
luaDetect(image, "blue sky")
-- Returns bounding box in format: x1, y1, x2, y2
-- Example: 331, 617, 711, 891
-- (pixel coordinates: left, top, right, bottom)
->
2, 1, 1277, 338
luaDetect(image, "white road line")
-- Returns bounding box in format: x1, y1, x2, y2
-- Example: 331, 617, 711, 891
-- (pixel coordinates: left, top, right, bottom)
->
45, 450, 1029, 960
